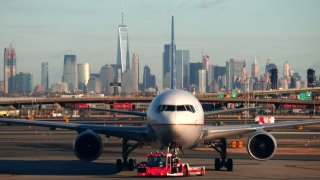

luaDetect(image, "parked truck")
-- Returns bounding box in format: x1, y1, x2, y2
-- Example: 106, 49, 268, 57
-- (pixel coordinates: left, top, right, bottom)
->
255, 116, 275, 124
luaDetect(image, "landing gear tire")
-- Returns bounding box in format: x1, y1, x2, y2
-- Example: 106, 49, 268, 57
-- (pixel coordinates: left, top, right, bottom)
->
226, 158, 233, 171
207, 138, 234, 171
214, 158, 221, 171
116, 159, 122, 172
116, 139, 143, 172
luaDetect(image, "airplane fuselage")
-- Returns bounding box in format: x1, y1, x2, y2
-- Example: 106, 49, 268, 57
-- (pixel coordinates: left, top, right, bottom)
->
147, 89, 204, 148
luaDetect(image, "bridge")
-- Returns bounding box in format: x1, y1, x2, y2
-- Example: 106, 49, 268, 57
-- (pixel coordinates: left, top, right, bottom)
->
0, 95, 319, 107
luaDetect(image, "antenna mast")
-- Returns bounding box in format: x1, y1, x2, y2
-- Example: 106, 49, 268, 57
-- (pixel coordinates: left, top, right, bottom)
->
121, 3, 124, 25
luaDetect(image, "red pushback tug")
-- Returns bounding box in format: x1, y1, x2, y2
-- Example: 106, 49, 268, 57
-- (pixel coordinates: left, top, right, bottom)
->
137, 152, 205, 177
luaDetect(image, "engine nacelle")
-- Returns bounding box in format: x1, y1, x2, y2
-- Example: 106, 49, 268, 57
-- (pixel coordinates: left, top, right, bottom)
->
247, 130, 277, 160
73, 130, 102, 162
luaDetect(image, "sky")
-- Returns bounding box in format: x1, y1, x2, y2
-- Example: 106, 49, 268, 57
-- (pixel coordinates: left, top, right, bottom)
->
1, 0, 320, 89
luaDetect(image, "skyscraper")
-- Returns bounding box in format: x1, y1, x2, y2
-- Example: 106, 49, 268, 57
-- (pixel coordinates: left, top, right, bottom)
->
162, 44, 175, 89
132, 53, 139, 93
270, 68, 278, 89
116, 9, 130, 77
4, 45, 16, 94
170, 16, 176, 89
212, 65, 226, 81
100, 64, 115, 95
115, 9, 130, 95
198, 69, 206, 94
77, 63, 90, 91
265, 59, 277, 75
251, 58, 259, 79
41, 62, 49, 91
307, 68, 316, 87
283, 61, 290, 78
176, 50, 190, 89
122, 69, 133, 94
189, 62, 202, 89
163, 16, 177, 90
62, 55, 78, 92
15, 72, 33, 94
51, 82, 69, 93
202, 53, 210, 71
226, 58, 246, 90
143, 65, 156, 91
202, 53, 211, 92
87, 74, 103, 94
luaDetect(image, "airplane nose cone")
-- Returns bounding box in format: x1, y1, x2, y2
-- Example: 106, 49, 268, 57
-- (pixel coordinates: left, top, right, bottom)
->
160, 112, 176, 124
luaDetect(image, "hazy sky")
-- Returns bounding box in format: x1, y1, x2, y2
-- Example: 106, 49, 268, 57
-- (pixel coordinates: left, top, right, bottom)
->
1, 0, 319, 89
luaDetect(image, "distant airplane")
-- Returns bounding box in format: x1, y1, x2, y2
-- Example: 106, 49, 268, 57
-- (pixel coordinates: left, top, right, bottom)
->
1, 16, 320, 173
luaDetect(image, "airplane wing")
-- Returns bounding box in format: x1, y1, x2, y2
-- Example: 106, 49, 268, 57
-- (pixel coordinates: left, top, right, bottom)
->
204, 106, 263, 116
201, 119, 320, 141
0, 118, 150, 142
86, 107, 147, 117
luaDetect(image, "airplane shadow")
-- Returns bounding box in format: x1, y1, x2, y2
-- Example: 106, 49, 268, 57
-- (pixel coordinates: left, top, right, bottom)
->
0, 160, 117, 175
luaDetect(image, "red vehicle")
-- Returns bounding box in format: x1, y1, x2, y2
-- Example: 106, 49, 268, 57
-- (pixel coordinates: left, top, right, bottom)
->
113, 103, 133, 110
137, 152, 205, 177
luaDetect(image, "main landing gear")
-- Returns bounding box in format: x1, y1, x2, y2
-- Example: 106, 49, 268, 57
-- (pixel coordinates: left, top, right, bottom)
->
206, 138, 233, 171
116, 139, 143, 172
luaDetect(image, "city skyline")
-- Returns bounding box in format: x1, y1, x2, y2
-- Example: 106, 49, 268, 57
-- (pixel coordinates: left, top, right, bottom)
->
1, 0, 320, 88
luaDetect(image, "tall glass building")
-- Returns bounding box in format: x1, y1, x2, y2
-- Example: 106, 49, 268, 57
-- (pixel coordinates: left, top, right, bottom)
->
226, 58, 246, 90
77, 63, 90, 91
3, 45, 16, 94
115, 11, 129, 95
62, 55, 78, 92
176, 50, 190, 89
15, 72, 33, 94
162, 44, 176, 89
189, 62, 202, 88
41, 62, 49, 91
132, 53, 139, 93
100, 64, 115, 95
116, 11, 130, 75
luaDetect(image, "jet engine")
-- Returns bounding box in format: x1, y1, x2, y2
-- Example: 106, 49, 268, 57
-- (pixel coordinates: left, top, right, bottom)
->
247, 130, 277, 160
73, 130, 102, 162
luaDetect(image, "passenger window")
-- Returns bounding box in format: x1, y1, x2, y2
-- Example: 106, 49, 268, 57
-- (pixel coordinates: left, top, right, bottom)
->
176, 105, 186, 111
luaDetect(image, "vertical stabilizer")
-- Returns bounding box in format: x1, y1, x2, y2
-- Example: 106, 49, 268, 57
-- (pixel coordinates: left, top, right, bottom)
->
171, 16, 176, 89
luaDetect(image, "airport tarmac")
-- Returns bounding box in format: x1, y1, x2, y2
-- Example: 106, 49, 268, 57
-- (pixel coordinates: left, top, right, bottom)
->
0, 123, 320, 179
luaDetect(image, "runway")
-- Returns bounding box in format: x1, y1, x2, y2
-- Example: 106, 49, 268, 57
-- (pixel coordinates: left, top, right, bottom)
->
0, 123, 320, 179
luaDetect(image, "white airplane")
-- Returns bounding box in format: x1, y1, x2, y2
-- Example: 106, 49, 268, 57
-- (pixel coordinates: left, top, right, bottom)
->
1, 16, 320, 172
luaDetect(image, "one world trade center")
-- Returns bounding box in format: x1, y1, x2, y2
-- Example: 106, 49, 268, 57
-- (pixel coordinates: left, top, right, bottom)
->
116, 9, 130, 89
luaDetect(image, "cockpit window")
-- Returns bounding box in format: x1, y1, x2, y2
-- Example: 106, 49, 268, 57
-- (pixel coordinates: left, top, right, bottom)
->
156, 105, 166, 113
156, 104, 195, 113
166, 105, 175, 111
185, 105, 195, 113
176, 105, 186, 111
185, 105, 192, 112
